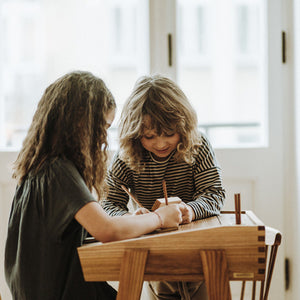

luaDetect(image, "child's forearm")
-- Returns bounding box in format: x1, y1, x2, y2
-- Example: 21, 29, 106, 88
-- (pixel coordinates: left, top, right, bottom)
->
103, 213, 161, 241
189, 188, 225, 220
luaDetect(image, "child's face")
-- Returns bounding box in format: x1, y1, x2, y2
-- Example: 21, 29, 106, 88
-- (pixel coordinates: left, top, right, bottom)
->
105, 108, 115, 129
140, 116, 180, 161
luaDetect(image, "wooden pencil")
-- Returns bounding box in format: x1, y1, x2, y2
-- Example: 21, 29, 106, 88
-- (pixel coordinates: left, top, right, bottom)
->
234, 195, 238, 224
162, 180, 168, 205
121, 185, 143, 208
237, 193, 241, 224
234, 193, 241, 224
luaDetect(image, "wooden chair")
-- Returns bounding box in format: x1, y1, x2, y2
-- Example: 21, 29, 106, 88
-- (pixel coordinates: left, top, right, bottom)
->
239, 226, 282, 300
232, 194, 282, 299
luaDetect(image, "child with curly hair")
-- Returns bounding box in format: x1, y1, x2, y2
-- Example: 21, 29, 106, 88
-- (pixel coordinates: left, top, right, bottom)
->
102, 74, 226, 300
4, 71, 183, 300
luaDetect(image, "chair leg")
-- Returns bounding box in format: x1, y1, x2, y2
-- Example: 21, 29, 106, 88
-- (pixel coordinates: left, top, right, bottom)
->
252, 281, 256, 300
259, 281, 265, 300
240, 281, 246, 300
264, 244, 279, 300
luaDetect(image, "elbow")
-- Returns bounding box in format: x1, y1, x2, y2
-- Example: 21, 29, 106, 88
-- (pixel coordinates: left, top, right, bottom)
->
92, 222, 123, 243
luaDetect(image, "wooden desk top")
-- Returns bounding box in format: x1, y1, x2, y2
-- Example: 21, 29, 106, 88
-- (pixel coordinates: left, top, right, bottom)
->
78, 211, 279, 282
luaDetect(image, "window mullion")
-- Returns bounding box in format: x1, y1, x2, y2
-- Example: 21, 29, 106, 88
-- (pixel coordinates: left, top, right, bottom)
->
148, 0, 177, 80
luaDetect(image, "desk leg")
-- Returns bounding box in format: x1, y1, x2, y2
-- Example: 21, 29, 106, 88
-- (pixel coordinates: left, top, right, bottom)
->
117, 249, 149, 300
200, 250, 231, 300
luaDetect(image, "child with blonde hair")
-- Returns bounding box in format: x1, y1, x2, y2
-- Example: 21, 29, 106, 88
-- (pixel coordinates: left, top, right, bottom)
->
102, 74, 226, 299
5, 71, 183, 300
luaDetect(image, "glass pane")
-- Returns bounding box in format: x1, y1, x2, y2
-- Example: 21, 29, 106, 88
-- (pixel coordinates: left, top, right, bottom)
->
177, 0, 267, 148
0, 0, 147, 149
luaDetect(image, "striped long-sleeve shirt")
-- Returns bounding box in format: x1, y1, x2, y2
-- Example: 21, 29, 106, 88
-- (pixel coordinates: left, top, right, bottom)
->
102, 135, 226, 220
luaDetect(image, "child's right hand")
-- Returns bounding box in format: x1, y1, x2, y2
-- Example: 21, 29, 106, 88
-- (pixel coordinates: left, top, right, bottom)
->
155, 204, 183, 228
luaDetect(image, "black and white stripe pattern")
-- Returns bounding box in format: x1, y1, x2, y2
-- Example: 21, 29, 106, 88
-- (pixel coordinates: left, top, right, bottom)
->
102, 135, 225, 220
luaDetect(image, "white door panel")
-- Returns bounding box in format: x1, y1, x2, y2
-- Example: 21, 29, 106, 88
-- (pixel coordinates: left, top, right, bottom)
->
217, 148, 284, 225
218, 150, 285, 298
221, 178, 256, 212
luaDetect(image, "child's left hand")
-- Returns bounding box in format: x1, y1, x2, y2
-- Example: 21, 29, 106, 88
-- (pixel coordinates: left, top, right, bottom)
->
179, 202, 195, 224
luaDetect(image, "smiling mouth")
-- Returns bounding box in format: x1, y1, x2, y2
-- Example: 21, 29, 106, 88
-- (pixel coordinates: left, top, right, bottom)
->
155, 149, 169, 154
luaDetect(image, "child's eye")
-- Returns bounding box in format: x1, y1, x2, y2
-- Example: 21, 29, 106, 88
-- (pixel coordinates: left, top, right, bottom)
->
144, 135, 154, 140
164, 133, 175, 137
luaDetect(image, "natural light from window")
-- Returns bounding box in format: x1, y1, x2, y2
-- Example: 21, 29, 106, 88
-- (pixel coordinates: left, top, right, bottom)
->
0, 0, 267, 150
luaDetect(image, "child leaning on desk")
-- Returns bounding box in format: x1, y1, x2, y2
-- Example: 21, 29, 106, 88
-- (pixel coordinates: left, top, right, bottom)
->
101, 74, 226, 300
4, 71, 184, 300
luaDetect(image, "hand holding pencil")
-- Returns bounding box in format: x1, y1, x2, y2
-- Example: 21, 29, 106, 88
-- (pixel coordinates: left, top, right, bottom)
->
162, 180, 194, 224
120, 184, 183, 228
121, 185, 150, 215
154, 205, 183, 229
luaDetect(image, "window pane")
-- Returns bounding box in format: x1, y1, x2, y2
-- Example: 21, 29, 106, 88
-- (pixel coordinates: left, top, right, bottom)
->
177, 0, 267, 148
0, 0, 147, 149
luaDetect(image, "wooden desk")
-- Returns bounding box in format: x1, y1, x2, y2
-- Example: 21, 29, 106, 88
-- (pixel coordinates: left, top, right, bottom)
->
77, 211, 281, 300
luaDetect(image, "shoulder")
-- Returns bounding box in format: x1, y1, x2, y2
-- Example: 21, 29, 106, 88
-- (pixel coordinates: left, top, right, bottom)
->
192, 134, 218, 166
199, 133, 214, 150
51, 158, 81, 178
110, 151, 127, 167
34, 158, 86, 189
109, 151, 133, 174
47, 159, 96, 211
192, 133, 214, 156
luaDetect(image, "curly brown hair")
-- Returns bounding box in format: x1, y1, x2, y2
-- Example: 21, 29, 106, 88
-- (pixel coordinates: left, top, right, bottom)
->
118, 74, 201, 171
13, 71, 116, 199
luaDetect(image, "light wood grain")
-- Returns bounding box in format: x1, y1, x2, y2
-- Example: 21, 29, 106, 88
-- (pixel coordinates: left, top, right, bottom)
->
200, 250, 231, 300
77, 211, 281, 300
117, 249, 148, 300
78, 225, 266, 282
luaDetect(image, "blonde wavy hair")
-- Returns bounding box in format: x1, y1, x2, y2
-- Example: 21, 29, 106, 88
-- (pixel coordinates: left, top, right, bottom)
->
119, 74, 201, 171
13, 71, 116, 199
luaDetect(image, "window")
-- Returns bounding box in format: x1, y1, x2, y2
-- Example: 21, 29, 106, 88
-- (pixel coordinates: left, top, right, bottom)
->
0, 0, 267, 150
177, 0, 267, 148
0, 0, 147, 149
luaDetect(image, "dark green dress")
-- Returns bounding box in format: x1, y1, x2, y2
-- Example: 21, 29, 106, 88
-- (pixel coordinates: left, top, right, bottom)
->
5, 158, 117, 300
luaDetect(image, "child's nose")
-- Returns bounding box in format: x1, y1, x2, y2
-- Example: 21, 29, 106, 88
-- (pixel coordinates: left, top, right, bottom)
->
155, 137, 168, 148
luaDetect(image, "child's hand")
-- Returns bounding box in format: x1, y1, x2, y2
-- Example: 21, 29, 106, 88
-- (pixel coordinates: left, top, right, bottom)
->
179, 202, 195, 224
133, 207, 150, 215
155, 204, 183, 228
